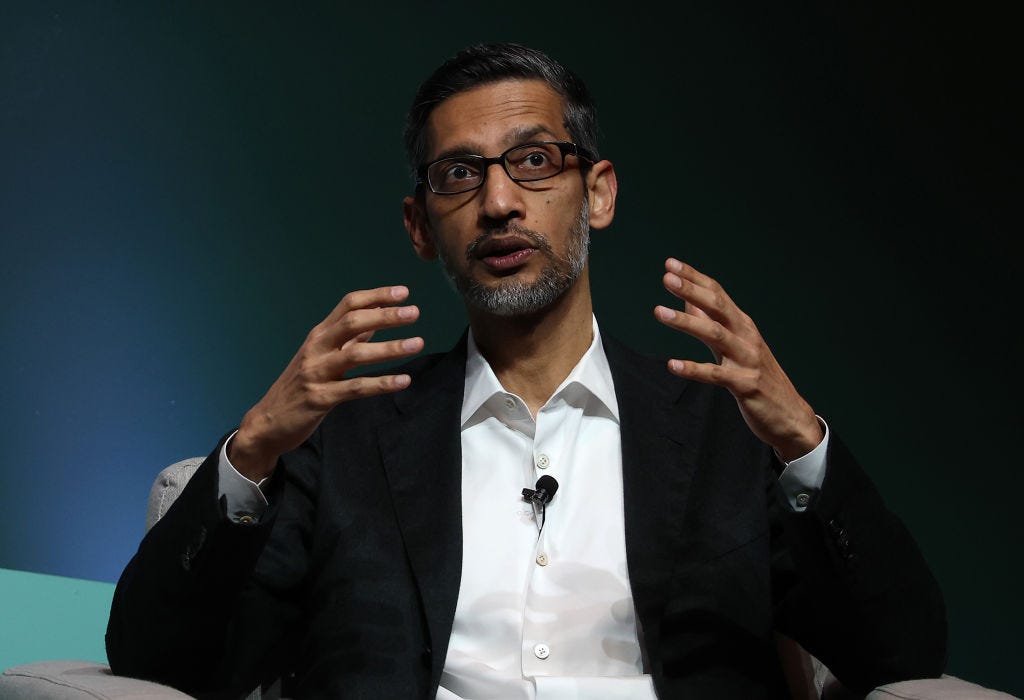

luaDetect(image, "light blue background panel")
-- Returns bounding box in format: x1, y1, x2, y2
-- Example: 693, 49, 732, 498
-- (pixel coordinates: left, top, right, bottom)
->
0, 568, 113, 671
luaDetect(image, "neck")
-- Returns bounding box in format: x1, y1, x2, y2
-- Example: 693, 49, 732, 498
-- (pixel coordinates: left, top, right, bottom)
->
467, 273, 594, 418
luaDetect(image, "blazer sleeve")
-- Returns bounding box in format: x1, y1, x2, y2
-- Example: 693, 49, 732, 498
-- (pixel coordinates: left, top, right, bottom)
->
105, 432, 319, 697
770, 432, 948, 694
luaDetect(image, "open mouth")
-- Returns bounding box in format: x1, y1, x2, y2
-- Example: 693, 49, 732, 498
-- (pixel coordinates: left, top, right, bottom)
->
473, 236, 538, 271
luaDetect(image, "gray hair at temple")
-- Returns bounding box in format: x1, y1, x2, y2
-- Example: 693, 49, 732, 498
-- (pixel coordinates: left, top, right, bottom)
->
403, 43, 600, 177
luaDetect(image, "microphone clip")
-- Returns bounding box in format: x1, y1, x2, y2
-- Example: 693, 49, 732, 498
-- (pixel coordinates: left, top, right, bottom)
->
521, 485, 554, 506
522, 476, 559, 535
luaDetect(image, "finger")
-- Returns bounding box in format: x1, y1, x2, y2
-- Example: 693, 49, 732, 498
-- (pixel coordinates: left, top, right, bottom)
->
320, 304, 420, 350
337, 336, 425, 369
325, 373, 415, 405
309, 286, 413, 350
683, 302, 712, 322
662, 270, 738, 327
665, 258, 719, 291
655, 305, 749, 362
326, 286, 411, 325
286, 336, 423, 389
666, 358, 755, 394
343, 329, 375, 349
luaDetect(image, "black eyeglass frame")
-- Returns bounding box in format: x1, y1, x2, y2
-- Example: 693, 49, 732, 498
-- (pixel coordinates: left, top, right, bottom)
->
416, 141, 596, 195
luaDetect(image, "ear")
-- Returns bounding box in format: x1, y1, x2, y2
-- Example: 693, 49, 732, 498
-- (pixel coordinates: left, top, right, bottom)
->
403, 194, 437, 260
585, 160, 617, 230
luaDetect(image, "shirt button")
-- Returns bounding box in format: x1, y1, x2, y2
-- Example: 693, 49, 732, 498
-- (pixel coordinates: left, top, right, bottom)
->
536, 553, 549, 566
536, 454, 550, 469
504, 396, 516, 411
795, 492, 810, 507
533, 643, 550, 660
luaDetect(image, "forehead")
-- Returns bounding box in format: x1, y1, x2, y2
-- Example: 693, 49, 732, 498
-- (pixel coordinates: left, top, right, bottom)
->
425, 79, 568, 158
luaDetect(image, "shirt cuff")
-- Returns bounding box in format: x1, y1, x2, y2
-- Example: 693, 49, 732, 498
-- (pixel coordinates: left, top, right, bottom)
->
219, 430, 270, 524
776, 416, 830, 511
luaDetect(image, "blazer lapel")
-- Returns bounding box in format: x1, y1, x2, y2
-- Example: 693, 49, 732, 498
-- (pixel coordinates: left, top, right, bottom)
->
376, 337, 468, 676
603, 335, 703, 653
375, 331, 708, 677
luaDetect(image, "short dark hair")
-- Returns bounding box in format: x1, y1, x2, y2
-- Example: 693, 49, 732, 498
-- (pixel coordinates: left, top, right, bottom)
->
403, 43, 599, 173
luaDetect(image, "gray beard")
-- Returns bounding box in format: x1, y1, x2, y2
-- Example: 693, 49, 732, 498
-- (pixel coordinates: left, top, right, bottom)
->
436, 199, 590, 317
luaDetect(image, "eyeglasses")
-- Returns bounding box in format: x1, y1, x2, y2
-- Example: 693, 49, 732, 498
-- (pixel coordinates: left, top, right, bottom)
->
417, 141, 594, 195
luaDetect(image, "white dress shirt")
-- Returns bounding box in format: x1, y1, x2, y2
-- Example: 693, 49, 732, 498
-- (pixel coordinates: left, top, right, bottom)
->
218, 317, 829, 699
439, 319, 652, 699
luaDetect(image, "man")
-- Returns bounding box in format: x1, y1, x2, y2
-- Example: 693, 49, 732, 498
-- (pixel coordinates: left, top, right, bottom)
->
107, 43, 946, 699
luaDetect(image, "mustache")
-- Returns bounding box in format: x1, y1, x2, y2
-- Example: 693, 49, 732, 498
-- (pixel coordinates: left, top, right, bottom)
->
464, 224, 555, 263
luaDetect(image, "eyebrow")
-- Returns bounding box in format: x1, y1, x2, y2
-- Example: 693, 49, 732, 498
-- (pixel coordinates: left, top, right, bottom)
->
430, 125, 561, 162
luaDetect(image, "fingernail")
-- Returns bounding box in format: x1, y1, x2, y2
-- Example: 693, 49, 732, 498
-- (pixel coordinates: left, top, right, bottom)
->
666, 258, 682, 272
394, 375, 411, 388
669, 359, 684, 372
401, 338, 420, 351
390, 286, 408, 299
397, 305, 416, 319
656, 306, 675, 320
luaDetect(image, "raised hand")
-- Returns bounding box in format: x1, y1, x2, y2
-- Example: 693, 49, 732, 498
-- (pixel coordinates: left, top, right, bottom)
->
229, 285, 424, 480
654, 258, 822, 462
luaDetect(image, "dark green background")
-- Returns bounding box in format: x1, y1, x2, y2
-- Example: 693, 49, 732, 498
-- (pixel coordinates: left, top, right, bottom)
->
2, 1, 1019, 694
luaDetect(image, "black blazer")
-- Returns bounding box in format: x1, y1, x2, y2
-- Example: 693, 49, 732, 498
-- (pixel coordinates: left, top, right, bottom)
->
107, 333, 946, 699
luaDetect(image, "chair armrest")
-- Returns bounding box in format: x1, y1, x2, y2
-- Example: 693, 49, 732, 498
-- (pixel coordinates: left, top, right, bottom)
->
867, 675, 1020, 699
0, 661, 194, 699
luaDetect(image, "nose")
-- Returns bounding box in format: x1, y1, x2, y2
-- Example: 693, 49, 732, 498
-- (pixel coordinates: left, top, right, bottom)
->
478, 161, 525, 223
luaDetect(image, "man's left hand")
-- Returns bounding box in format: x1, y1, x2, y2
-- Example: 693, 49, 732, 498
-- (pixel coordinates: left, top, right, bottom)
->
654, 257, 823, 462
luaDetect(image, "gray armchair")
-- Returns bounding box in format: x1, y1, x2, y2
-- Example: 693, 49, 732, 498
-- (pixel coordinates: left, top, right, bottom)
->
1, 458, 1015, 700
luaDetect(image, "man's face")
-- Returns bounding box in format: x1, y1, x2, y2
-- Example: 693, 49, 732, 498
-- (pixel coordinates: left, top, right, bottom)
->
406, 80, 595, 316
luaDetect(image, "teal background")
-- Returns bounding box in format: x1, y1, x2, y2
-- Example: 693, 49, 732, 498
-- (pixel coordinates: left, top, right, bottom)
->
0, 567, 113, 669
2, 1, 1018, 694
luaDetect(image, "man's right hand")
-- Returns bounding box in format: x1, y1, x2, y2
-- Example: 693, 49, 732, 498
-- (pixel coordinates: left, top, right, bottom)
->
228, 286, 424, 481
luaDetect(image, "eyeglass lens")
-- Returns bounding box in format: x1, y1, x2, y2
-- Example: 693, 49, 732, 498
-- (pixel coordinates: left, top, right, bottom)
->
428, 142, 567, 194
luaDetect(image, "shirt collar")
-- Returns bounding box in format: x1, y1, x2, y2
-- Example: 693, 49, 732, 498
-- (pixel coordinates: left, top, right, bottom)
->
461, 315, 620, 426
